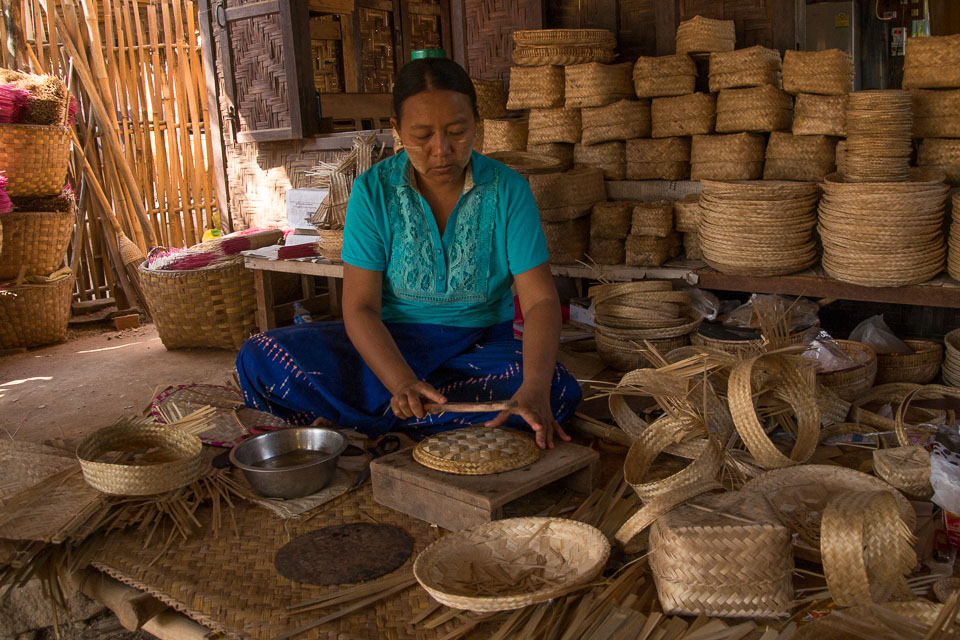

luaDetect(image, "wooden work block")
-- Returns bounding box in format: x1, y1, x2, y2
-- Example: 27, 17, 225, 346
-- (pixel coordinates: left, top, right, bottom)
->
370, 440, 599, 531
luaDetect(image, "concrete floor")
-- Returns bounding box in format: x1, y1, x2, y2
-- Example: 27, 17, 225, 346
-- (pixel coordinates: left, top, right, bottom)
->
0, 323, 238, 443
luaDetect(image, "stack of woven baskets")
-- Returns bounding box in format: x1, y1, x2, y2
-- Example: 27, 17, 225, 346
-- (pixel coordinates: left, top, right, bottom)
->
528, 167, 606, 264
674, 195, 702, 260
626, 201, 682, 267
472, 77, 508, 153
840, 91, 913, 182
0, 72, 75, 350
906, 35, 960, 190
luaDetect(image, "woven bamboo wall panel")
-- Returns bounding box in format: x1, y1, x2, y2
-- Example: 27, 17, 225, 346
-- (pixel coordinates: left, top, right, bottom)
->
313, 15, 343, 93
410, 13, 442, 52
227, 14, 292, 131
465, 0, 541, 80
619, 0, 657, 59
360, 8, 395, 93
678, 0, 777, 49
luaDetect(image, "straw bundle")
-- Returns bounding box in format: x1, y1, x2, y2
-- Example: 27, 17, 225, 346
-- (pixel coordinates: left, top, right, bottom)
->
675, 16, 735, 55
903, 34, 960, 89
793, 93, 848, 136
674, 195, 701, 233
511, 29, 617, 67
949, 193, 960, 282
482, 117, 529, 154
911, 89, 960, 138
763, 132, 838, 182
943, 328, 960, 386
709, 46, 782, 92
580, 100, 651, 145
590, 201, 633, 239
527, 107, 581, 145
842, 90, 913, 183
528, 167, 606, 219
698, 178, 819, 276
782, 49, 854, 95
818, 170, 949, 286
626, 137, 691, 180
683, 232, 701, 260
574, 141, 625, 181
625, 232, 682, 267
526, 142, 574, 171
690, 133, 765, 181
630, 201, 674, 238
650, 491, 794, 618
651, 93, 716, 138
875, 340, 943, 385
542, 217, 589, 264
918, 138, 960, 185
564, 63, 634, 108
507, 66, 565, 110
814, 340, 877, 402
587, 236, 625, 265
632, 55, 697, 99
715, 85, 793, 133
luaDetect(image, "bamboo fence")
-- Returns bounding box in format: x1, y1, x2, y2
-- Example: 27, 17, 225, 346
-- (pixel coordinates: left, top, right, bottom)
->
3, 0, 219, 307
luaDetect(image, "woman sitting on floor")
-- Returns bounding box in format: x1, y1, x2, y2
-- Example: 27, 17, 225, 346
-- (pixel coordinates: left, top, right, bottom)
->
236, 57, 580, 449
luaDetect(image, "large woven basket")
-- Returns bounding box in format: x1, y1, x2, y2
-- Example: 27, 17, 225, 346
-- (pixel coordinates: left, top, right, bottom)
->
815, 340, 877, 402
0, 208, 75, 280
912, 89, 960, 138
413, 517, 610, 612
472, 78, 508, 119
573, 141, 625, 181
715, 85, 793, 133
543, 217, 589, 264
76, 421, 205, 496
594, 329, 690, 371
782, 49, 854, 95
690, 133, 765, 181
631, 201, 673, 238
139, 260, 257, 350
876, 339, 943, 385
675, 16, 735, 55
626, 137, 691, 180
527, 108, 581, 145
918, 138, 960, 186
632, 55, 697, 98
709, 46, 782, 92
507, 66, 564, 110
764, 132, 838, 182
650, 491, 794, 618
564, 62, 634, 108
651, 93, 716, 138
793, 93, 847, 136
0, 124, 70, 197
580, 99, 651, 145
903, 34, 960, 89
0, 274, 73, 349
482, 117, 529, 154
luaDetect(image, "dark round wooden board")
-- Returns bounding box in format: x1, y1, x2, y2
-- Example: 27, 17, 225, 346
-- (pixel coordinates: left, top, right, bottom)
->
273, 523, 413, 586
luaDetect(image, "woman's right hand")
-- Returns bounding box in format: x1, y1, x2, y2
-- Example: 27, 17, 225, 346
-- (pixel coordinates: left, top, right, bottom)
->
390, 379, 447, 419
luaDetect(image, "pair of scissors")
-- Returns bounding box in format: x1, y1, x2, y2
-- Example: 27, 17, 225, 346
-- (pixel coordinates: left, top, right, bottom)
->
349, 434, 401, 487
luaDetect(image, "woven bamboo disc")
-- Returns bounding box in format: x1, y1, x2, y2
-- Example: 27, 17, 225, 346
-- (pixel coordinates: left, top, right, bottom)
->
708, 46, 782, 91
564, 62, 634, 108
630, 201, 674, 238
413, 517, 610, 612
543, 217, 589, 264
527, 107, 581, 145
651, 93, 716, 138
590, 201, 633, 239
626, 137, 691, 180
76, 422, 205, 496
715, 85, 794, 133
918, 138, 960, 186
782, 49, 854, 95
876, 340, 943, 385
596, 309, 701, 341
820, 490, 916, 606
673, 195, 701, 233
506, 66, 564, 110
526, 142, 574, 171
675, 15, 735, 55
650, 491, 794, 618
485, 151, 564, 175
528, 167, 605, 211
412, 426, 540, 475
482, 117, 528, 154
587, 236, 625, 265
813, 340, 877, 402
632, 55, 698, 98
912, 89, 960, 137
573, 141, 625, 181
793, 93, 847, 136
512, 45, 616, 67
580, 99, 651, 145
472, 78, 508, 119
513, 28, 616, 48
903, 34, 960, 89
625, 232, 683, 267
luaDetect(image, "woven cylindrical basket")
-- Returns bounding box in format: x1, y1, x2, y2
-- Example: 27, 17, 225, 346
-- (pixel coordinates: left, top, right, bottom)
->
674, 195, 701, 233
793, 93, 847, 136
574, 141, 625, 181
918, 138, 960, 186
876, 339, 943, 385
716, 85, 793, 133
912, 89, 960, 138
587, 236, 625, 265
76, 421, 205, 496
903, 34, 960, 89
633, 55, 697, 98
690, 133, 765, 181
580, 99, 651, 145
709, 46, 782, 92
529, 167, 606, 213
814, 340, 877, 401
0, 124, 70, 197
651, 93, 716, 138
507, 66, 564, 110
0, 274, 73, 349
683, 232, 702, 259
631, 201, 674, 238
527, 108, 581, 145
542, 217, 589, 264
626, 137, 691, 180
625, 232, 682, 267
0, 208, 75, 281
139, 260, 257, 350
482, 117, 529, 154
782, 49, 854, 95
650, 491, 794, 618
526, 142, 574, 171
590, 201, 633, 239
595, 330, 690, 371
764, 132, 838, 182
675, 16, 735, 55
565, 62, 634, 108
473, 77, 508, 119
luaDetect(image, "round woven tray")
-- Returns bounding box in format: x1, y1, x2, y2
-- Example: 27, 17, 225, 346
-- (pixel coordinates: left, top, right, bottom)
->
507, 65, 565, 110
873, 445, 932, 499
903, 34, 960, 89
414, 517, 610, 612
581, 99, 651, 145
651, 93, 716, 138
564, 62, 634, 108
876, 339, 943, 385
782, 49, 854, 95
76, 421, 205, 496
527, 107, 581, 145
412, 426, 540, 475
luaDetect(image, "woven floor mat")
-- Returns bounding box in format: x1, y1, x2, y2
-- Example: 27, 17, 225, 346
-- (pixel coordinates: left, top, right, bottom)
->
89, 484, 458, 639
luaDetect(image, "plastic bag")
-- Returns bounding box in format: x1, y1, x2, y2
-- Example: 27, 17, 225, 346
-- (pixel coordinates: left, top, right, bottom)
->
801, 330, 857, 373
723, 294, 819, 332
932, 440, 960, 514
683, 288, 720, 321
848, 314, 912, 355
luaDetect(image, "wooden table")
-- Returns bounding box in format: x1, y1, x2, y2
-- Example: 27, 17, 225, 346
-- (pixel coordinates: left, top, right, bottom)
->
244, 255, 345, 331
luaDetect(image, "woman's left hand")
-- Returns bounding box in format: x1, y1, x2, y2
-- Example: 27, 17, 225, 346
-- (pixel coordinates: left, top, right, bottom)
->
484, 385, 571, 449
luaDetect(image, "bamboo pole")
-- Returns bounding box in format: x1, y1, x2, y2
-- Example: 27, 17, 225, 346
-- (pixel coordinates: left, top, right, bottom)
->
170, 0, 205, 241
160, 0, 194, 245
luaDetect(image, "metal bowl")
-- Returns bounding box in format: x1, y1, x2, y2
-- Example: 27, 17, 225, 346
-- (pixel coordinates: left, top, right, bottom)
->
229, 427, 346, 499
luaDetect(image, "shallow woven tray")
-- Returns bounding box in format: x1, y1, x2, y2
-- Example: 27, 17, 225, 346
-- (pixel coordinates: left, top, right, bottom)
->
414, 517, 610, 612
412, 426, 540, 475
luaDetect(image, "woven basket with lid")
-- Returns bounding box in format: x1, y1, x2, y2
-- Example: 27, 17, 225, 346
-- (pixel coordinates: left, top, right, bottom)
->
782, 49, 854, 95
587, 236, 625, 265
630, 201, 674, 238
764, 132, 838, 182
673, 195, 701, 233
472, 77, 507, 119
507, 66, 564, 110
716, 85, 793, 133
709, 46, 782, 92
590, 201, 633, 239
565, 62, 634, 108
527, 107, 581, 145
573, 141, 625, 181
482, 117, 529, 154
580, 99, 651, 145
543, 217, 589, 264
675, 16, 735, 55
651, 93, 716, 138
903, 34, 960, 89
626, 137, 691, 180
912, 89, 960, 138
918, 138, 960, 186
0, 273, 73, 349
793, 93, 847, 136
0, 124, 70, 197
528, 167, 606, 212
625, 232, 682, 267
632, 55, 697, 98
690, 133, 765, 181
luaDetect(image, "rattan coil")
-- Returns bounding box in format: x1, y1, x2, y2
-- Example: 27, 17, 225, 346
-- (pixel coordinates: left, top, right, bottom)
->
0, 124, 70, 197
587, 236, 625, 265
590, 201, 633, 239
630, 201, 674, 238
0, 273, 73, 349
626, 137, 691, 181
673, 195, 701, 233
482, 117, 529, 154
782, 49, 854, 95
918, 138, 960, 186
473, 78, 508, 119
675, 16, 735, 55
690, 133, 766, 181
526, 142, 574, 170
651, 93, 716, 138
625, 232, 682, 267
543, 217, 589, 264
903, 34, 960, 89
793, 93, 847, 136
580, 99, 651, 145
632, 55, 697, 98
413, 426, 540, 475
413, 517, 610, 612
564, 62, 634, 108
506, 66, 564, 110
76, 422, 205, 496
709, 46, 783, 92
573, 141, 625, 181
0, 208, 75, 281
912, 89, 960, 138
763, 132, 838, 182
513, 29, 616, 48
529, 167, 606, 212
715, 85, 794, 133
650, 491, 794, 618
527, 107, 581, 145
512, 45, 616, 68
876, 339, 943, 385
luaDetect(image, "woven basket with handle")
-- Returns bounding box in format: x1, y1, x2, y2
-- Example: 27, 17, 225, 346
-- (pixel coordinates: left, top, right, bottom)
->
0, 208, 74, 281
0, 124, 70, 197
0, 273, 73, 349
903, 34, 960, 89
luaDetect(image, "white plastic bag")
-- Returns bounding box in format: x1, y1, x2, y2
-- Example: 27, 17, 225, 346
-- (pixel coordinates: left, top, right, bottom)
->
723, 294, 819, 332
802, 331, 857, 373
932, 441, 960, 514
683, 288, 720, 321
849, 314, 912, 355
